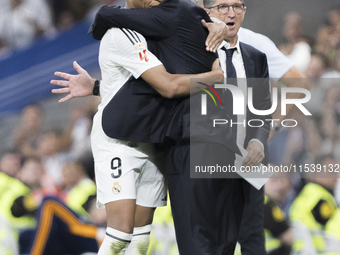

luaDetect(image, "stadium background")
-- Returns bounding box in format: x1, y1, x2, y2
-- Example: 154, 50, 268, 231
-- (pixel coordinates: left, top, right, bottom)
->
1, 0, 340, 254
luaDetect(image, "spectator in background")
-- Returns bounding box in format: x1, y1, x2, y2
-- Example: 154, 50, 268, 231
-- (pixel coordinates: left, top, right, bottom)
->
263, 173, 294, 255
0, 0, 55, 49
0, 149, 21, 178
12, 104, 44, 158
11, 156, 58, 219
16, 156, 48, 192
0, 151, 31, 228
11, 158, 95, 221
0, 156, 41, 254
59, 161, 97, 220
85, 0, 126, 21
279, 12, 312, 73
315, 6, 340, 71
264, 174, 318, 255
36, 128, 69, 187
319, 86, 340, 160
15, 160, 99, 255
19, 196, 103, 255
304, 54, 340, 115
48, 0, 97, 31
306, 53, 340, 80
304, 117, 324, 163
61, 98, 96, 160
328, 7, 340, 31
264, 172, 294, 215
290, 154, 340, 254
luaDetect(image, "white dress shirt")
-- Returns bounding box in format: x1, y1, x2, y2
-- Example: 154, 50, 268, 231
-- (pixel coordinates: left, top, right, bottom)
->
218, 39, 264, 150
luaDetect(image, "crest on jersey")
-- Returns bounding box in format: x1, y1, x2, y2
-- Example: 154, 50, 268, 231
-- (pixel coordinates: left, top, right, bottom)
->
112, 182, 122, 194
134, 43, 143, 50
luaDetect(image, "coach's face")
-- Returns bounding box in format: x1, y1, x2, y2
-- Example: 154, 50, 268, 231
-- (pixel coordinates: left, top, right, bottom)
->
129, 0, 163, 8
207, 0, 246, 45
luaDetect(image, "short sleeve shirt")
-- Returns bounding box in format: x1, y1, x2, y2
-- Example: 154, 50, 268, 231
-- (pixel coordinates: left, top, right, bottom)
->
91, 28, 162, 160
98, 27, 162, 109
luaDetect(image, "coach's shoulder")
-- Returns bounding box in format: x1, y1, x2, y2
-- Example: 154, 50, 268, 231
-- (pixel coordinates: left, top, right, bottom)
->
240, 41, 266, 58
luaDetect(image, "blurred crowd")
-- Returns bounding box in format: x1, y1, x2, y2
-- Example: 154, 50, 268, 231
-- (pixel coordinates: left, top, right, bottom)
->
264, 7, 340, 255
0, 0, 125, 57
0, 2, 340, 255
0, 97, 104, 254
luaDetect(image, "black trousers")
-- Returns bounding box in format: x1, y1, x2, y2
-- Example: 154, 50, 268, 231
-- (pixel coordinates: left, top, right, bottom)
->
165, 141, 245, 255
238, 185, 267, 255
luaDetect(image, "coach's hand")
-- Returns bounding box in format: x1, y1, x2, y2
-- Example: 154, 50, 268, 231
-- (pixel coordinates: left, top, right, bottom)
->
51, 61, 96, 103
242, 140, 264, 167
201, 19, 228, 53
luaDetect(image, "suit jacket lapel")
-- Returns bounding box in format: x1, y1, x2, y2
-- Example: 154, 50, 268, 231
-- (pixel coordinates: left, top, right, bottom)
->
240, 42, 255, 78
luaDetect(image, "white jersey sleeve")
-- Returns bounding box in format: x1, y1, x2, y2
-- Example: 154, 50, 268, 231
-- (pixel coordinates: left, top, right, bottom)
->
238, 27, 294, 81
101, 27, 162, 79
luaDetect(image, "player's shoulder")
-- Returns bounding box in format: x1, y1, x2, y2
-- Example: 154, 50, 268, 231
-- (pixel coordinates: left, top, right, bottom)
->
104, 27, 146, 46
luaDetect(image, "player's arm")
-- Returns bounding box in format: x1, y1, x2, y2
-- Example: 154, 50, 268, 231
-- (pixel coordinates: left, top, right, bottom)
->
141, 58, 223, 98
51, 60, 223, 102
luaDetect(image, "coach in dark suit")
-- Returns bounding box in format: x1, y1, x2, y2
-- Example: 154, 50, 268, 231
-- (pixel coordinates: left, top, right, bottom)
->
89, 0, 271, 254
203, 0, 271, 254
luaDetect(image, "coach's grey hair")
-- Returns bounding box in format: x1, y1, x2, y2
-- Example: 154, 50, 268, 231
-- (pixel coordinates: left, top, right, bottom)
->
203, 0, 215, 8
203, 0, 246, 9
191, 0, 203, 5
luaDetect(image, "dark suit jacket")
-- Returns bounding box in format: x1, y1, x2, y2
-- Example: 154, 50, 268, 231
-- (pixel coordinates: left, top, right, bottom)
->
190, 42, 271, 158
89, 0, 270, 156
90, 0, 217, 143
239, 42, 271, 150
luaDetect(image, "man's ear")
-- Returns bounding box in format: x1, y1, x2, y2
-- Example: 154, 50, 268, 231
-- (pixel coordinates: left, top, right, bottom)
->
204, 8, 210, 16
241, 6, 246, 22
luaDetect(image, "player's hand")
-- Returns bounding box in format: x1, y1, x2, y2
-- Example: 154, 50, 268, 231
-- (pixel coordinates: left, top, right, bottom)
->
202, 19, 228, 53
51, 61, 96, 103
242, 140, 265, 167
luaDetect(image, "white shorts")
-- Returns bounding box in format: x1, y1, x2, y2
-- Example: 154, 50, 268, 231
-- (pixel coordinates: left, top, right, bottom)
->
94, 141, 167, 209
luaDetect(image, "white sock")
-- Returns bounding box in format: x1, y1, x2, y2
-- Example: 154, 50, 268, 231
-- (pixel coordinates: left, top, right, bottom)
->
125, 225, 152, 255
97, 227, 132, 255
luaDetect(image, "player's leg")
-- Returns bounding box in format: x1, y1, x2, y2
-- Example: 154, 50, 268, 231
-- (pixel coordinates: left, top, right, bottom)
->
125, 205, 155, 255
98, 200, 135, 255
95, 146, 144, 255
134, 205, 155, 227
125, 144, 167, 255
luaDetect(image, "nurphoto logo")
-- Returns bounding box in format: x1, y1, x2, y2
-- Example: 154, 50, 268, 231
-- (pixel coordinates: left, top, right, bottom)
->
198, 82, 312, 128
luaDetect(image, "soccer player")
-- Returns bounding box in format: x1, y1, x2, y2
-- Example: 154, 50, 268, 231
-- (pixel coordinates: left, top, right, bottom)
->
52, 2, 224, 254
